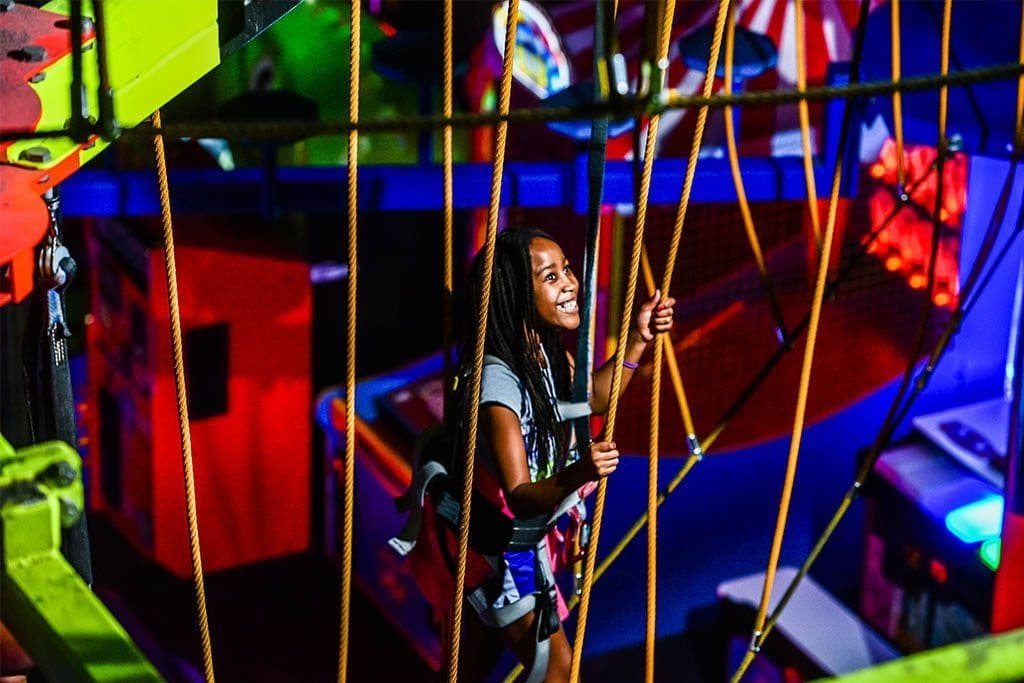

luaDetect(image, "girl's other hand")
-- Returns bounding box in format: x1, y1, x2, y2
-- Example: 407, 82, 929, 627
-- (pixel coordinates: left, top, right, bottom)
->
581, 440, 619, 481
634, 289, 676, 343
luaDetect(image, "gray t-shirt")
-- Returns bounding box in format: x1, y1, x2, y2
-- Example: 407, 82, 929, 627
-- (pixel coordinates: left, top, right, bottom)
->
478, 353, 579, 481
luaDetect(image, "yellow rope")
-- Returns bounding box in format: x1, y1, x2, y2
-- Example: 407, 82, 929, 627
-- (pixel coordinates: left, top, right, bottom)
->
337, 0, 360, 678
640, 249, 697, 443
645, 3, 730, 678
722, 1, 788, 340
442, 0, 455, 417
506, 424, 724, 682
891, 0, 906, 189
728, 29, 857, 683
724, 3, 770, 278
938, 0, 951, 147
509, 133, 955, 683
1017, 0, 1024, 152
568, 0, 679, 675
447, 2, 518, 680
794, 0, 821, 248
747, 0, 951, 658
151, 109, 216, 683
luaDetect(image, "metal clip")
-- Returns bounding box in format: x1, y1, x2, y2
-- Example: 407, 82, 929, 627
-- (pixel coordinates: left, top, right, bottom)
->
611, 53, 628, 97
687, 433, 704, 460
749, 630, 762, 653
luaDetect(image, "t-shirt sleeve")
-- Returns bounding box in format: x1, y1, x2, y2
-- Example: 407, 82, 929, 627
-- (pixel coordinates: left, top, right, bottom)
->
480, 361, 524, 423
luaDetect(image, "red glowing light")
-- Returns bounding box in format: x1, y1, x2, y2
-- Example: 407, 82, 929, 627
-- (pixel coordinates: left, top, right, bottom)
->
866, 138, 966, 309
930, 558, 948, 584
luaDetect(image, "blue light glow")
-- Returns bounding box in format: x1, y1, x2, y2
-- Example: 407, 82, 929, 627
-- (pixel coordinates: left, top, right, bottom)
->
945, 495, 1004, 544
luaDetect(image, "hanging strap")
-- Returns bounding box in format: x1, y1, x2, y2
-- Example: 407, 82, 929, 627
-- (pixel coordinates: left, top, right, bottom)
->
571, 0, 615, 450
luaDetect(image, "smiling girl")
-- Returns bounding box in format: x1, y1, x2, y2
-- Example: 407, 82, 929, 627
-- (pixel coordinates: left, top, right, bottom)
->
401, 227, 679, 679
402, 226, 674, 681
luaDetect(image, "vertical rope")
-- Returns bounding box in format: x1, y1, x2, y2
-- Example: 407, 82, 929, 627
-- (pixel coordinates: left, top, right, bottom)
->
891, 0, 906, 189
569, 0, 674, 671
746, 0, 971, 657
337, 1, 360, 679
447, 2, 519, 680
729, 0, 872, 678
442, 0, 455, 418
644, 2, 730, 678
151, 109, 215, 683
645, 308, 662, 683
1017, 0, 1024, 152
794, 0, 821, 248
729, 109, 843, 683
506, 149, 951, 683
643, 2, 733, 679
722, 0, 789, 342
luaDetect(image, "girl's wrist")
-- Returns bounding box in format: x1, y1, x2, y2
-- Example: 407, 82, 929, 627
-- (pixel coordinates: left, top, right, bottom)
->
627, 328, 650, 354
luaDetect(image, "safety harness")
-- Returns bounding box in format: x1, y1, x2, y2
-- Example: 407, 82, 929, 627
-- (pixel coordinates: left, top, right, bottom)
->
389, 357, 591, 683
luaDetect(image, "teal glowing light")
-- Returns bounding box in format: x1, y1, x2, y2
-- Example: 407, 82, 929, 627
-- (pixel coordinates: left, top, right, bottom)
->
980, 538, 1002, 571
944, 495, 1004, 544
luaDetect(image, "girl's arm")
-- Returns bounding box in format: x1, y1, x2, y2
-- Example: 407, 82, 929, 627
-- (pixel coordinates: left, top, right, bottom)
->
590, 289, 676, 414
483, 403, 619, 519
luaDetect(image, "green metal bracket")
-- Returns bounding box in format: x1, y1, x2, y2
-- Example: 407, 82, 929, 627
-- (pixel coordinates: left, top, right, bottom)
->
1, 434, 162, 682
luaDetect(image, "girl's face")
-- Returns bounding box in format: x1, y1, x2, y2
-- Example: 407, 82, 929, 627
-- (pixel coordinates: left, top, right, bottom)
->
530, 237, 580, 331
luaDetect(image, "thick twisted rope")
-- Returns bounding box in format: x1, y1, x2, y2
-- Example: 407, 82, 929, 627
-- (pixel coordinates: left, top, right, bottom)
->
728, 1, 873, 677
447, 2, 518, 680
151, 109, 216, 683
646, 0, 732, 679
794, 0, 821, 248
567, 0, 682, 677
891, 0, 906, 189
1019, 0, 1024, 151
722, 0, 789, 343
753, 143, 1022, 682
442, 0, 455, 417
505, 140, 952, 683
337, 1, 360, 679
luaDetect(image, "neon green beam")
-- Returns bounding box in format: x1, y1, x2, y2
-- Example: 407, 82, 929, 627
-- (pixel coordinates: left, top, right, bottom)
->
1, 436, 162, 682
817, 628, 1024, 683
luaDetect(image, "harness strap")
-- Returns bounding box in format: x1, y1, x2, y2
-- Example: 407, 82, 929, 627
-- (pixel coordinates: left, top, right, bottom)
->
388, 460, 447, 556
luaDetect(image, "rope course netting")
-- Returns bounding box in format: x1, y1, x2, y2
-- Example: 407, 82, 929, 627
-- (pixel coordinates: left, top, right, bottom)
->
125, 0, 1024, 681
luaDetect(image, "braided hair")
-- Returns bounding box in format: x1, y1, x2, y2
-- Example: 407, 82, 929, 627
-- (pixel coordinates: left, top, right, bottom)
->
460, 227, 573, 478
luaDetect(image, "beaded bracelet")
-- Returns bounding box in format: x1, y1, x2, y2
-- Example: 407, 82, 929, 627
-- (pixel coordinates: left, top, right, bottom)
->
622, 359, 639, 370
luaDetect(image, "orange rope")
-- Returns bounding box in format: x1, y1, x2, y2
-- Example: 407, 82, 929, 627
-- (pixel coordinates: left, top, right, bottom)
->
447, 2, 519, 680
442, 0, 455, 418
151, 109, 216, 683
794, 0, 821, 247
723, 4, 770, 278
728, 18, 858, 682
1017, 0, 1024, 152
646, 306, 662, 683
722, 1, 788, 341
727, 119, 844, 683
891, 0, 906, 189
640, 250, 695, 440
737, 1, 958, 664
644, 2, 731, 678
337, 0, 360, 679
569, 0, 677, 672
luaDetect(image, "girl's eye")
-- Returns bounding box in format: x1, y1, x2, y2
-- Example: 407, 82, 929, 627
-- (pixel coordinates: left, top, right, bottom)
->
545, 273, 557, 282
